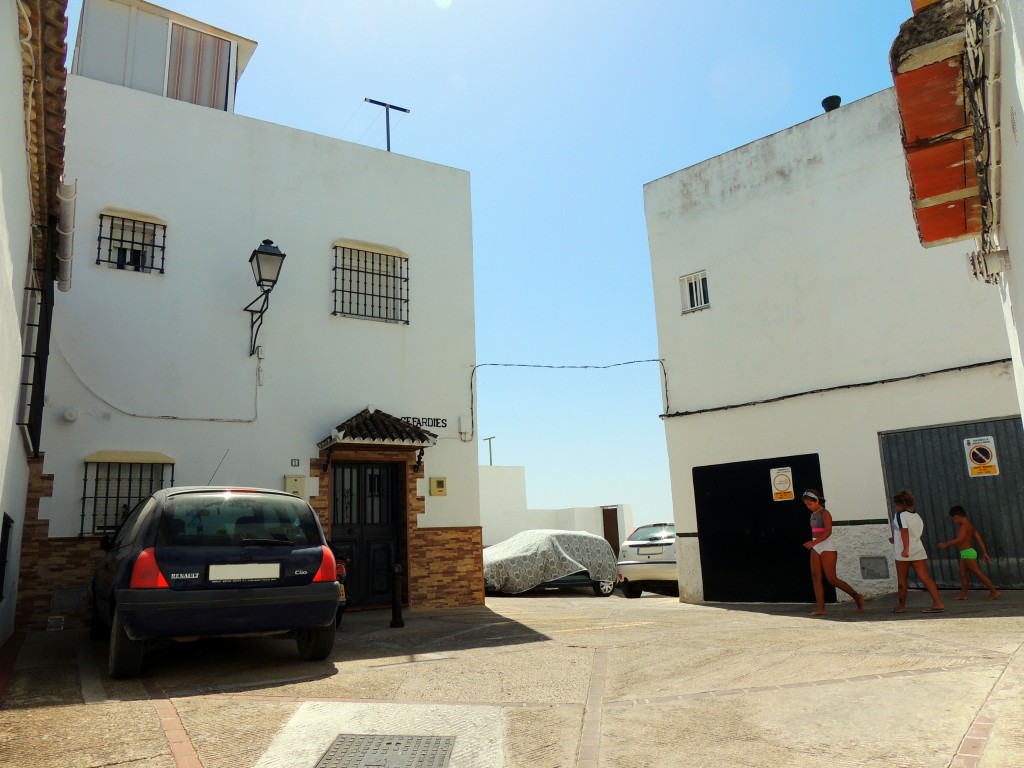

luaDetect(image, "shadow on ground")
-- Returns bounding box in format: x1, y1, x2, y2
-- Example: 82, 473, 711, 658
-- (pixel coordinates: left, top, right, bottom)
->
697, 589, 1024, 622
1, 604, 551, 708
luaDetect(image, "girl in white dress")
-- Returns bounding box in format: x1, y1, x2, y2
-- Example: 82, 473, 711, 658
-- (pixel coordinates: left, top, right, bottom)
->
889, 489, 944, 613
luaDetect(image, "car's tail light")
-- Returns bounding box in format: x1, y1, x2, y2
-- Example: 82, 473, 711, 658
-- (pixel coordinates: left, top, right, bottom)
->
313, 545, 337, 583
129, 547, 169, 589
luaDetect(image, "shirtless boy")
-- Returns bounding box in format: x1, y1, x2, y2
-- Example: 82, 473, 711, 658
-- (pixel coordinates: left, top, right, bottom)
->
938, 505, 1000, 601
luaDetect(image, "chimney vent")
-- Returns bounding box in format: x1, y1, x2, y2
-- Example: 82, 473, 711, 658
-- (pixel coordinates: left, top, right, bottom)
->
822, 95, 842, 113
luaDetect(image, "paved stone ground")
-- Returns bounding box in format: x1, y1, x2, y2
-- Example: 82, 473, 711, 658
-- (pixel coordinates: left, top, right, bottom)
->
1, 588, 1023, 767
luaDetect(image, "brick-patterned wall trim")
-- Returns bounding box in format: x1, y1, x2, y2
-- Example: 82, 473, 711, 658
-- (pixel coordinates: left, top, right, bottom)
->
16, 537, 104, 631
16, 455, 105, 631
408, 527, 484, 609
310, 444, 483, 610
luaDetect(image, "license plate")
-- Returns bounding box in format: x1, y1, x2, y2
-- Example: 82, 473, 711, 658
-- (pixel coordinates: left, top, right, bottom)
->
641, 546, 663, 556
208, 563, 280, 582
338, 584, 346, 599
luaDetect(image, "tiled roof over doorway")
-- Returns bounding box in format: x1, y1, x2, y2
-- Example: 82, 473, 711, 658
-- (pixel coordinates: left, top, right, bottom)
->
318, 406, 437, 449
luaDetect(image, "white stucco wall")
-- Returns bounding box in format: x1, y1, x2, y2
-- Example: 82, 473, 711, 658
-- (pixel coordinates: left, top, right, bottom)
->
478, 465, 633, 546
0, 0, 32, 644
994, 0, 1024, 422
478, 465, 528, 545
645, 89, 1018, 601
41, 74, 479, 535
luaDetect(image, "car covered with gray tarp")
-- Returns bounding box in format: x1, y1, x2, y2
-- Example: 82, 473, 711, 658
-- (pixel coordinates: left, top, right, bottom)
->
483, 529, 617, 596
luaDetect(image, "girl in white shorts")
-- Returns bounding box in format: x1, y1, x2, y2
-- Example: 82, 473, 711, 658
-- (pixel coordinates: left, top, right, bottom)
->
803, 489, 865, 616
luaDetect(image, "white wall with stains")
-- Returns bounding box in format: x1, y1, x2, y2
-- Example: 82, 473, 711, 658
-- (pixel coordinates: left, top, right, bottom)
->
40, 72, 480, 535
0, 0, 34, 643
645, 89, 1017, 601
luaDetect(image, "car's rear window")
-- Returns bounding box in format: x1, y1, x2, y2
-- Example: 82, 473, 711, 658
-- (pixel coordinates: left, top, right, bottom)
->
629, 524, 675, 541
156, 493, 321, 547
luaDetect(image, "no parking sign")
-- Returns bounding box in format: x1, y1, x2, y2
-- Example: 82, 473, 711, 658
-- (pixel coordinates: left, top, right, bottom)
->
964, 436, 999, 477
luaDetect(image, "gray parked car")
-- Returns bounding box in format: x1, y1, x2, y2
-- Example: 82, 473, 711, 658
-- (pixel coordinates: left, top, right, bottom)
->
616, 523, 679, 598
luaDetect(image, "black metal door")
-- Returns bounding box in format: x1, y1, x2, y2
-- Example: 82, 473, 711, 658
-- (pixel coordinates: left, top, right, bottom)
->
332, 463, 401, 606
879, 417, 1024, 589
693, 453, 835, 603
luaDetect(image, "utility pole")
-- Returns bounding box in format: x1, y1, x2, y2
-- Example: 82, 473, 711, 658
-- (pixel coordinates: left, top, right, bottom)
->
364, 98, 410, 152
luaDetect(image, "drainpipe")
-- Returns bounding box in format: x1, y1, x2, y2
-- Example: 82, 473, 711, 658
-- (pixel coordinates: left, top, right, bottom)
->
56, 180, 76, 292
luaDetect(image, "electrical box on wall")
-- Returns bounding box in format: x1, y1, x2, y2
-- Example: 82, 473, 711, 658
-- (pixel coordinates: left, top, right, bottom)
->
284, 475, 306, 496
429, 477, 447, 496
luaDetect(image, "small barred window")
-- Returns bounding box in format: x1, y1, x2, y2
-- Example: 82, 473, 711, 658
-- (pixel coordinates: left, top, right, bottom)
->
81, 456, 174, 535
332, 241, 409, 324
680, 270, 709, 314
97, 210, 167, 274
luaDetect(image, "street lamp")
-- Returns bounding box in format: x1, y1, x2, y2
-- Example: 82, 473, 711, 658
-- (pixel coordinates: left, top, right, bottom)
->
483, 436, 495, 466
244, 239, 286, 356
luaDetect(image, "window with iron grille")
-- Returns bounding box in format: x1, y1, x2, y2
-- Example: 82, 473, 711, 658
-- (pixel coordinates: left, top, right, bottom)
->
96, 212, 167, 274
81, 460, 174, 535
0, 515, 12, 602
332, 243, 409, 323
17, 264, 50, 454
680, 270, 710, 314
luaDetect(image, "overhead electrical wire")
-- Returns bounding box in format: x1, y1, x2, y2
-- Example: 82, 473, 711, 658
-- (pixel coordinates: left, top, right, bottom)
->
467, 359, 669, 442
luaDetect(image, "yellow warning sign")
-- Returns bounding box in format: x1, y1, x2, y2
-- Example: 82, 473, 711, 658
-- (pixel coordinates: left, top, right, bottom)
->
771, 467, 795, 501
964, 436, 999, 477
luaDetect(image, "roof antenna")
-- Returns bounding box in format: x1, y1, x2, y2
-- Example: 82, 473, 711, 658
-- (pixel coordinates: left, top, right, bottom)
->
364, 98, 411, 151
208, 449, 230, 484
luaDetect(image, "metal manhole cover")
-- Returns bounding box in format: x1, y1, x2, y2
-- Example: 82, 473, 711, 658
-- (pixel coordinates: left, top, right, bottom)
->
315, 734, 455, 768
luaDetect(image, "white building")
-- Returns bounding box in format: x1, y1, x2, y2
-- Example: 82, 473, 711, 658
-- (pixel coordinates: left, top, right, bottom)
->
644, 89, 1021, 604
478, 464, 633, 548
15, 0, 483, 630
0, 0, 68, 646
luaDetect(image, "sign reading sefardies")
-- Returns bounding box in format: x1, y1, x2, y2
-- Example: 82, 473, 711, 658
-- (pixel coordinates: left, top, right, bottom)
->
401, 416, 447, 428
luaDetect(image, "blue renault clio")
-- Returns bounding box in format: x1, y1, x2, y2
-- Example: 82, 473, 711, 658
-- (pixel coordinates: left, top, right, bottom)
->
91, 486, 341, 678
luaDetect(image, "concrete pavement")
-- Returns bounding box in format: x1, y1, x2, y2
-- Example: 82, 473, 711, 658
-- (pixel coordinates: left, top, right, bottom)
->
1, 588, 1023, 767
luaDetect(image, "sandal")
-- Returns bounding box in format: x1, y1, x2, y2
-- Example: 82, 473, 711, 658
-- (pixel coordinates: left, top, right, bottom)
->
921, 607, 945, 613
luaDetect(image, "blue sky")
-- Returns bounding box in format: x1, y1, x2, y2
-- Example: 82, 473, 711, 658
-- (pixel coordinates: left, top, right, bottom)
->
67, 1, 912, 526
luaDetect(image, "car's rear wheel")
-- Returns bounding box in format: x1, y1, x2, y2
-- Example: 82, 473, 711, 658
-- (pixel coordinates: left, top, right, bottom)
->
592, 579, 615, 597
108, 611, 145, 679
621, 582, 642, 599
296, 624, 336, 660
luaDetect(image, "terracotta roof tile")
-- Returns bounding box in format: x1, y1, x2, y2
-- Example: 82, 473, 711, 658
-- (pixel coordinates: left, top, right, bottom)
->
21, 0, 68, 271
321, 407, 437, 448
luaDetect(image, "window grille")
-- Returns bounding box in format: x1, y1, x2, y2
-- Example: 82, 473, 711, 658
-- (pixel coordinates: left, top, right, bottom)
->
332, 245, 409, 323
97, 214, 167, 274
680, 270, 710, 314
0, 515, 12, 601
81, 461, 174, 535
17, 264, 50, 453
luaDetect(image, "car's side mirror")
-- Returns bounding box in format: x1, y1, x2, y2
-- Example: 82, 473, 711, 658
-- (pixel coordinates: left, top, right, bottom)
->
99, 535, 112, 552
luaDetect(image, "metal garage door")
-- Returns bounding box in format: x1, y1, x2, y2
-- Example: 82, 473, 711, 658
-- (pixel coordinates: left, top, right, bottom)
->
879, 417, 1024, 589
